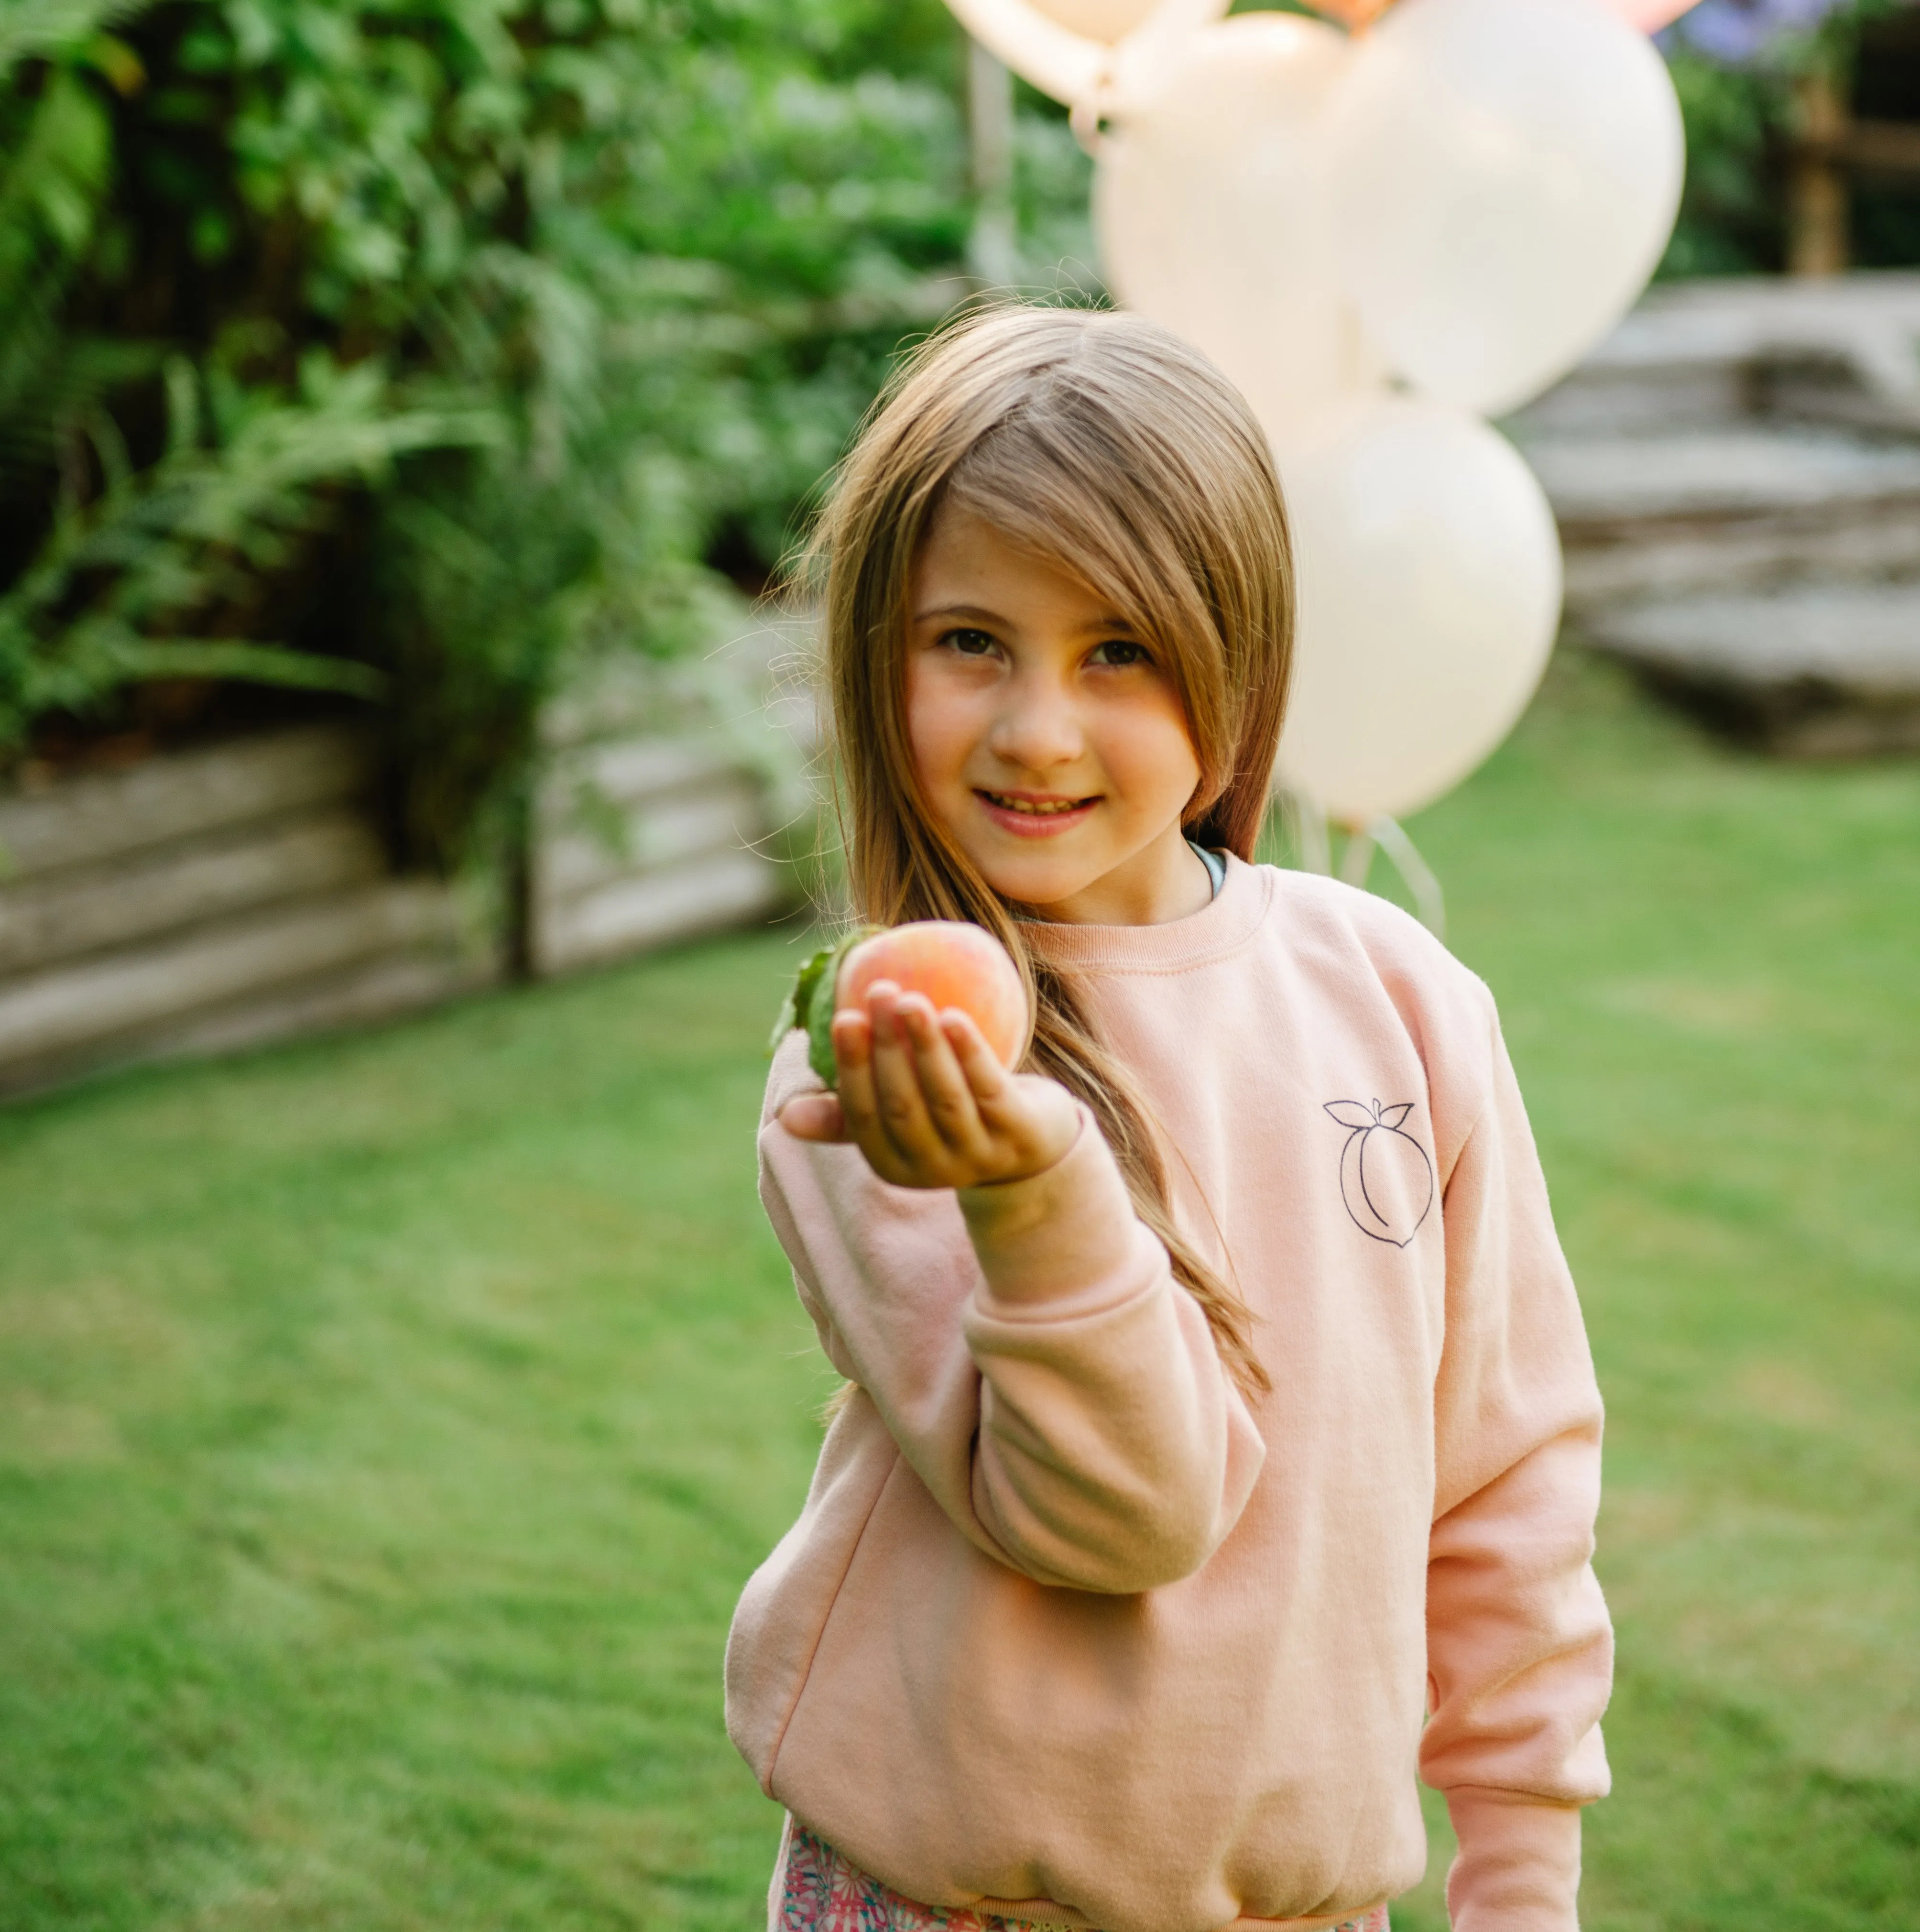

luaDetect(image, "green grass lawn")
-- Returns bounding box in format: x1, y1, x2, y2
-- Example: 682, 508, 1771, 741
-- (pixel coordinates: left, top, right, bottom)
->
2, 651, 1917, 1931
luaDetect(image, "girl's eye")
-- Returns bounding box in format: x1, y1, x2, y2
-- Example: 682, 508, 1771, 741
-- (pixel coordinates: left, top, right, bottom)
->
1090, 638, 1150, 668
941, 628, 998, 657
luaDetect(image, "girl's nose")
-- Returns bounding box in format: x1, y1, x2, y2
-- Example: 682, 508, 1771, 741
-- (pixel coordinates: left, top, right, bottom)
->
987, 673, 1084, 773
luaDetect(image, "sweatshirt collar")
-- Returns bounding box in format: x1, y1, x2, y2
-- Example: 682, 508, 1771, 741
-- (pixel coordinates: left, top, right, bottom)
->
1018, 852, 1273, 975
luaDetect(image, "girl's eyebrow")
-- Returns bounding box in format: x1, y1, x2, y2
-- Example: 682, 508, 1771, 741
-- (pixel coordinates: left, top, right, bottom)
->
914, 602, 1007, 626
913, 601, 1140, 634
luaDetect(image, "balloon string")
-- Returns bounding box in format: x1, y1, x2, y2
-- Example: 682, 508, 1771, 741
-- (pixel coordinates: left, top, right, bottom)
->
1278, 791, 1446, 941
1338, 824, 1375, 887
1367, 815, 1447, 942
1069, 55, 1117, 158
1280, 788, 1331, 876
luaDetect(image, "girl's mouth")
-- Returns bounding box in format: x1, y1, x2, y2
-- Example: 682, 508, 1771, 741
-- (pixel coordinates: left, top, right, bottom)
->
974, 788, 1099, 838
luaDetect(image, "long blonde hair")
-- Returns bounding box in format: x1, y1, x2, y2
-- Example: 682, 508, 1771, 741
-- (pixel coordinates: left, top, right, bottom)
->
807, 306, 1294, 1398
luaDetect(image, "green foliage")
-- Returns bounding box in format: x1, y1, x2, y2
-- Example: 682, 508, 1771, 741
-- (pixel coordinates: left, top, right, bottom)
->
0, 11, 144, 488
1658, 50, 1791, 278
0, 0, 479, 758
0, 351, 502, 746
0, 0, 1085, 865
1657, 0, 1920, 280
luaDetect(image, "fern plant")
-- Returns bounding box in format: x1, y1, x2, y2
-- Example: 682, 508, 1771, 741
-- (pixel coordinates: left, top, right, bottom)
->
0, 353, 500, 748
0, 0, 1093, 872
0, 0, 502, 766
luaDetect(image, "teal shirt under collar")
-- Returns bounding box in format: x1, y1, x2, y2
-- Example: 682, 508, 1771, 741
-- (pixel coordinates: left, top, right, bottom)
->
1187, 839, 1226, 899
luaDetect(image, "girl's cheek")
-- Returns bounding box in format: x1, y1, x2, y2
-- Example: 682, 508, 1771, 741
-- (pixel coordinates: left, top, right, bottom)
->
905, 660, 985, 800
1092, 690, 1201, 812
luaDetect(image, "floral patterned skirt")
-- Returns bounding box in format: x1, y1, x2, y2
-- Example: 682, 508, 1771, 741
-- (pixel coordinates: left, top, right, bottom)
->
772, 1819, 1394, 1932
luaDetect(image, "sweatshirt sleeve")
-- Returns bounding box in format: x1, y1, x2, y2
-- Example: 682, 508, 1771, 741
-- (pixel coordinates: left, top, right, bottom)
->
756, 1032, 1265, 1594
1420, 1001, 1614, 1932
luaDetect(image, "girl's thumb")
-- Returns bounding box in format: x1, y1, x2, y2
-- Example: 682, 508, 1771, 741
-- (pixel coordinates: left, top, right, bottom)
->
778, 1092, 848, 1144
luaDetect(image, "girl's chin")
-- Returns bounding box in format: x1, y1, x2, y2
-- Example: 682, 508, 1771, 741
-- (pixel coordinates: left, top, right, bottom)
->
969, 850, 1106, 908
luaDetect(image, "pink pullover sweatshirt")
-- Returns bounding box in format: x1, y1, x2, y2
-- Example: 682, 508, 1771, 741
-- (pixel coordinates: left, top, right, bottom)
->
727, 858, 1612, 1932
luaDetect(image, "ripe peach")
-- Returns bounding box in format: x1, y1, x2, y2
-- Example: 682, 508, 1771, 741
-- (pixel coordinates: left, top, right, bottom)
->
836, 922, 1028, 1071
775, 921, 1031, 1088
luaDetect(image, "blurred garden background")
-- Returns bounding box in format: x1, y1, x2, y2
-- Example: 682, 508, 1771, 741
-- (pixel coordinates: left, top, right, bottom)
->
3, 0, 1920, 1924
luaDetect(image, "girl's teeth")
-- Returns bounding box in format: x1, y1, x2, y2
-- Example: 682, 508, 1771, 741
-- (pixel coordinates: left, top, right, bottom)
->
989, 793, 1081, 815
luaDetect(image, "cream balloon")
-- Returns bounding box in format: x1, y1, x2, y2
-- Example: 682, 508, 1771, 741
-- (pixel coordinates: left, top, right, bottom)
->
1033, 0, 1158, 37
1094, 14, 1379, 441
942, 0, 1229, 109
1326, 0, 1684, 418
1276, 396, 1561, 825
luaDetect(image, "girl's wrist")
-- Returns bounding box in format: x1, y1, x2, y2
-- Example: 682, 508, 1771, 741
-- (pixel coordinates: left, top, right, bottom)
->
957, 1105, 1151, 1311
954, 1113, 1081, 1198
967, 1078, 1080, 1190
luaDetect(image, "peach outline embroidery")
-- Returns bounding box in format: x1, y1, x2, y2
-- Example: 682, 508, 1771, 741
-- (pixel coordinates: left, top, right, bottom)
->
1323, 1099, 1435, 1248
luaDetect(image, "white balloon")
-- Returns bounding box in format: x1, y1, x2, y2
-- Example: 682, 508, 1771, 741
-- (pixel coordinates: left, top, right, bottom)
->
1276, 396, 1562, 825
943, 0, 1229, 109
1326, 0, 1683, 418
1094, 14, 1380, 440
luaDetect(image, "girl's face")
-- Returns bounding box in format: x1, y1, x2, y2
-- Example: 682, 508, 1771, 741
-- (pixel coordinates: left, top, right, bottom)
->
905, 504, 1211, 927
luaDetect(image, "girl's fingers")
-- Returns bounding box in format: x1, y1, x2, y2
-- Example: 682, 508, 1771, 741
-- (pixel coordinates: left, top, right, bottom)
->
940, 1009, 1014, 1106
777, 1091, 847, 1142
898, 997, 991, 1157
862, 983, 943, 1165
822, 989, 1071, 1188
831, 1007, 881, 1138
946, 1015, 1079, 1174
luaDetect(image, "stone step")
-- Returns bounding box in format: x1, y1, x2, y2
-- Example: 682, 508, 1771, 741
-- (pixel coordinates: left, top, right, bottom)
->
1580, 580, 1920, 758
1520, 425, 1920, 608
1515, 271, 1920, 436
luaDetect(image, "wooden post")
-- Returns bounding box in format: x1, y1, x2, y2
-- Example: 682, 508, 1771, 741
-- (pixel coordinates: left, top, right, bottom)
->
1789, 71, 1851, 278
967, 37, 1020, 290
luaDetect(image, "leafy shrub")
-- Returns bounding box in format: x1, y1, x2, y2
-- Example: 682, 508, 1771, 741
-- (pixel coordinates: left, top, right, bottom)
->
1659, 49, 1793, 276
1658, 0, 1920, 279
0, 0, 1089, 869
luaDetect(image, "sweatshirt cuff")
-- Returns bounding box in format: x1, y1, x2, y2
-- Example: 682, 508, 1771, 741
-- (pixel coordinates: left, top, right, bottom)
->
957, 1107, 1147, 1315
1444, 1788, 1584, 1932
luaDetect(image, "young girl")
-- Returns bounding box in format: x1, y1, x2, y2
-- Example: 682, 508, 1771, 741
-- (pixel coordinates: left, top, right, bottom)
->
728, 307, 1612, 1932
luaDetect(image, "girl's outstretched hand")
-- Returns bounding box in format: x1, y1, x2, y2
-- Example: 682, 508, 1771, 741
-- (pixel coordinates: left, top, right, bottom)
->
778, 980, 1079, 1190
